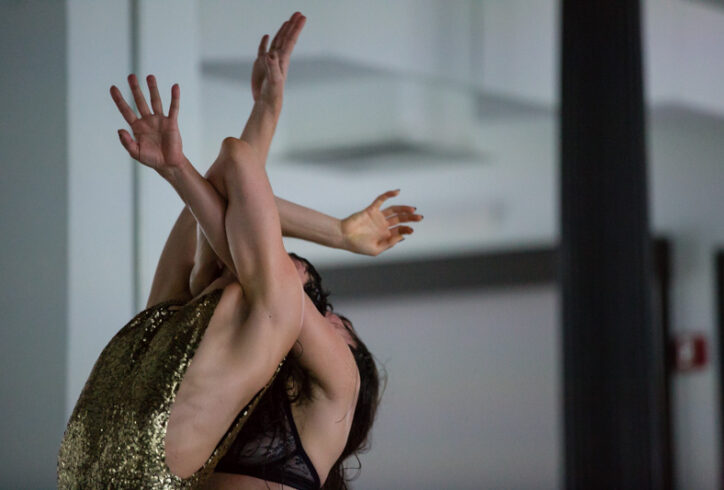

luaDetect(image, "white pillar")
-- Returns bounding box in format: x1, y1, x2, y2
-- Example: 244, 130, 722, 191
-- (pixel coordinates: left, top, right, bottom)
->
136, 0, 202, 307
66, 0, 135, 420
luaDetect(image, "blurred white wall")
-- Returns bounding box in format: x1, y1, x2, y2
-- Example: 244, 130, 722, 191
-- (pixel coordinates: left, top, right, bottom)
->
644, 0, 724, 113
66, 0, 135, 421
336, 286, 561, 490
136, 0, 203, 309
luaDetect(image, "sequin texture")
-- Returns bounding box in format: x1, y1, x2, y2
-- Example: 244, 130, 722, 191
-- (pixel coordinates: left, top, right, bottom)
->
58, 290, 279, 488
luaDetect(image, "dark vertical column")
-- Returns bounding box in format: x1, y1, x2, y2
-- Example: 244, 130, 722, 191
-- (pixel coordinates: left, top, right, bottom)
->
654, 239, 674, 490
717, 251, 724, 490
560, 1, 666, 489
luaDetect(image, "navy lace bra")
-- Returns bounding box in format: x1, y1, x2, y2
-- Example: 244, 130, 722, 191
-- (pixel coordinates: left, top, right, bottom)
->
215, 394, 321, 490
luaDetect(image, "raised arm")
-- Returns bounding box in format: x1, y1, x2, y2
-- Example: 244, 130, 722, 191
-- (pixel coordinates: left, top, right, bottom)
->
189, 176, 422, 295
111, 74, 234, 275
240, 12, 306, 162
112, 13, 306, 292
232, 12, 422, 254
111, 73, 231, 306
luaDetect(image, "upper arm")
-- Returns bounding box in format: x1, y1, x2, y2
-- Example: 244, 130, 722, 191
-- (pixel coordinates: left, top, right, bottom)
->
146, 206, 196, 308
292, 297, 360, 477
295, 296, 360, 404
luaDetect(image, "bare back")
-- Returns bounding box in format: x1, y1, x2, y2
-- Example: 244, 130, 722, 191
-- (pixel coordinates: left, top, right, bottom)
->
164, 279, 249, 478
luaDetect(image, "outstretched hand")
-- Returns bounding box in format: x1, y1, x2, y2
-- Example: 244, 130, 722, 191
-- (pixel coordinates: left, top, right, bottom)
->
341, 190, 423, 256
110, 74, 185, 174
251, 12, 306, 105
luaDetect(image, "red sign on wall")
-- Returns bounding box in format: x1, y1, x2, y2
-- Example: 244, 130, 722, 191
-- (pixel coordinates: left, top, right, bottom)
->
672, 333, 708, 371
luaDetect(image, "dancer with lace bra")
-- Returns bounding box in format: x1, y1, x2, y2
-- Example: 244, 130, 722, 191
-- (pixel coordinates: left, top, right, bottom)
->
58, 12, 421, 489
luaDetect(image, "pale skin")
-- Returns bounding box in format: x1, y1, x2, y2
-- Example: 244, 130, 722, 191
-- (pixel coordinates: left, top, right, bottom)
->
111, 12, 422, 487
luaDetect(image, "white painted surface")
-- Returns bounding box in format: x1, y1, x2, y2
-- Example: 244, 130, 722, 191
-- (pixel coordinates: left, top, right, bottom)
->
644, 0, 724, 113
66, 0, 135, 419
479, 0, 559, 104
136, 0, 203, 307
336, 286, 561, 490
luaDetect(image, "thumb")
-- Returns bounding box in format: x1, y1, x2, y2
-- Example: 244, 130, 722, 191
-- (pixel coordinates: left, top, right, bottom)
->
118, 129, 140, 160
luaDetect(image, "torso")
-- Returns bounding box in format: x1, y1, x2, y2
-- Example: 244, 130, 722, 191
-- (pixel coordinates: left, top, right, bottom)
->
165, 272, 272, 478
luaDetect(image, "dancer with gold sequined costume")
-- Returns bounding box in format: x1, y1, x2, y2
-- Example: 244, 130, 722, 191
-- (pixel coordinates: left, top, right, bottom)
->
59, 12, 421, 489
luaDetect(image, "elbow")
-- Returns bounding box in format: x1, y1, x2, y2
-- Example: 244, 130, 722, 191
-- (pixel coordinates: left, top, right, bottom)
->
218, 137, 260, 167
220, 136, 243, 155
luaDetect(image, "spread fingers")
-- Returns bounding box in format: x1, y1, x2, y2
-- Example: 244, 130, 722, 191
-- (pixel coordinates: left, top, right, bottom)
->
110, 85, 137, 125
128, 74, 151, 116
386, 213, 423, 226
146, 75, 163, 115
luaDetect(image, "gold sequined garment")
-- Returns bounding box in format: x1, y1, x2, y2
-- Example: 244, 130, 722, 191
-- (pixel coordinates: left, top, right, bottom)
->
58, 289, 278, 489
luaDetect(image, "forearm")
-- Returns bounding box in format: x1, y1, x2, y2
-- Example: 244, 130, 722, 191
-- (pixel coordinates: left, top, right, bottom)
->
146, 206, 196, 307
276, 197, 348, 250
190, 195, 348, 268
239, 100, 281, 164
161, 159, 236, 274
